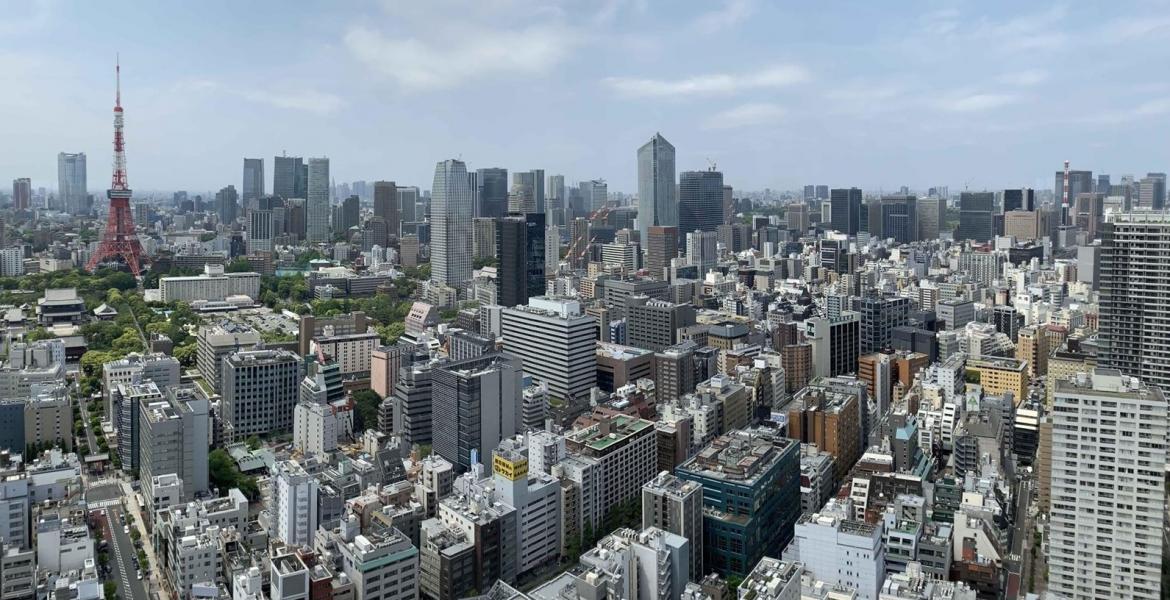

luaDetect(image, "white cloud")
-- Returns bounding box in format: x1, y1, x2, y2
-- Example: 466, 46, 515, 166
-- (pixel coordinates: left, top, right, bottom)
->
998, 69, 1049, 87
0, 0, 54, 35
241, 89, 344, 115
1102, 16, 1170, 39
1084, 98, 1170, 125
692, 0, 755, 34
703, 103, 786, 129
166, 78, 343, 114
345, 1, 583, 91
345, 23, 579, 91
936, 93, 1019, 113
603, 65, 808, 98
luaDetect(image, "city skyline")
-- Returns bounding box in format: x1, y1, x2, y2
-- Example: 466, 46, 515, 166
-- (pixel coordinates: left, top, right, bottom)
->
5, 2, 1170, 194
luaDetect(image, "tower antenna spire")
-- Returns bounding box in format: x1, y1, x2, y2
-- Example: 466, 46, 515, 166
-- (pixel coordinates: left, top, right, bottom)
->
87, 57, 147, 277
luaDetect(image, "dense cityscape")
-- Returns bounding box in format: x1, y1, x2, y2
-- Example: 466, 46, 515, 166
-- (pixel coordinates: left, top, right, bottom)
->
2, 11, 1169, 600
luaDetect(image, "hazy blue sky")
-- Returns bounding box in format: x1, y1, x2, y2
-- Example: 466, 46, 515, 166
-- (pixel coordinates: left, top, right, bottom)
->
4, 0, 1170, 196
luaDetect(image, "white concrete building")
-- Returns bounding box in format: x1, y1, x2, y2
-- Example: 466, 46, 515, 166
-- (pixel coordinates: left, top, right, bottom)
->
139, 387, 210, 508
501, 296, 596, 402
272, 460, 318, 547
310, 328, 380, 378
789, 500, 884, 600
337, 528, 419, 600
159, 264, 261, 303
0, 247, 24, 277
1048, 368, 1167, 600
492, 438, 563, 575
292, 399, 354, 457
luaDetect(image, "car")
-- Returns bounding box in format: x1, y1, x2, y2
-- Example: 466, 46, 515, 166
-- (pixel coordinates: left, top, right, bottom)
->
123, 525, 130, 535
137, 572, 143, 580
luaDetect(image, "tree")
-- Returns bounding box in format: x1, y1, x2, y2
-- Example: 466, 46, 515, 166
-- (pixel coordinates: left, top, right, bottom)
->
225, 258, 252, 273
26, 328, 55, 341
174, 342, 197, 368
104, 581, 118, 600
209, 448, 240, 491
245, 435, 262, 450
352, 389, 381, 432
473, 256, 498, 269
377, 322, 405, 345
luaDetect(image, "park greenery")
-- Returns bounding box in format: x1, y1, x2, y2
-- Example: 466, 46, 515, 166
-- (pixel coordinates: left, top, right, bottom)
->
209, 448, 259, 500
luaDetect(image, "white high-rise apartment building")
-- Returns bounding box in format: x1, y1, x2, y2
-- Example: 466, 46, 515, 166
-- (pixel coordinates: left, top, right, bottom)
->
637, 133, 677, 247
273, 460, 319, 547
1048, 368, 1167, 600
501, 296, 596, 402
1100, 212, 1170, 389
306, 157, 330, 243
57, 152, 87, 214
431, 159, 474, 287
0, 247, 24, 276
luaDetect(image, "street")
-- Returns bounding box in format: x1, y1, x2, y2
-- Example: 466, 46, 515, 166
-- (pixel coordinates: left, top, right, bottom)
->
104, 505, 149, 600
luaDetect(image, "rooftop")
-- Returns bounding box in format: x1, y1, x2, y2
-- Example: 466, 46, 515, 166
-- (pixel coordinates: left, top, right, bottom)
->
565, 414, 654, 452
678, 428, 793, 484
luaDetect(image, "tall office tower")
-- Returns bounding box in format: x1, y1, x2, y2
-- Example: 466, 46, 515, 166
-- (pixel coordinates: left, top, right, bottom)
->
642, 472, 704, 579
655, 341, 697, 403
508, 176, 536, 214
637, 133, 678, 245
879, 195, 917, 244
216, 185, 239, 224
544, 225, 560, 278
916, 196, 942, 241
242, 158, 264, 204
786, 202, 809, 231
1138, 172, 1167, 210
548, 174, 566, 219
956, 192, 994, 242
580, 179, 608, 213
525, 213, 546, 298
501, 296, 596, 402
398, 186, 419, 224
432, 159, 474, 287
12, 178, 32, 211
626, 296, 696, 352
1048, 369, 1166, 600
475, 168, 508, 219
335, 194, 360, 232
508, 169, 545, 215
1002, 188, 1035, 212
1055, 168, 1094, 217
221, 349, 303, 440
678, 170, 724, 237
373, 181, 399, 237
854, 295, 910, 354
1015, 325, 1049, 378
139, 387, 210, 503
285, 199, 306, 240
676, 428, 800, 577
272, 460, 319, 547
567, 217, 590, 269
805, 313, 860, 379
1099, 212, 1170, 389
829, 187, 862, 235
57, 153, 87, 213
305, 158, 330, 242
645, 226, 678, 280
432, 353, 522, 473
815, 185, 829, 200
722, 185, 734, 225
273, 155, 304, 200
686, 230, 718, 274
496, 216, 527, 307
248, 207, 274, 252
472, 218, 496, 260
803, 185, 815, 200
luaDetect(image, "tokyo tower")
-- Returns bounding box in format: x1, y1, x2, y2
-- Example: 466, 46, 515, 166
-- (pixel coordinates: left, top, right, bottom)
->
87, 59, 147, 276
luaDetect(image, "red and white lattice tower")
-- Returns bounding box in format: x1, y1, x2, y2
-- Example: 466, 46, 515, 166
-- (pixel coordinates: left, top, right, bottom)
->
87, 59, 147, 276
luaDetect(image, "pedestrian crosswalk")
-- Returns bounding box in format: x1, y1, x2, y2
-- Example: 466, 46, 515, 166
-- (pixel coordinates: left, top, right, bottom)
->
89, 498, 120, 509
